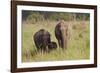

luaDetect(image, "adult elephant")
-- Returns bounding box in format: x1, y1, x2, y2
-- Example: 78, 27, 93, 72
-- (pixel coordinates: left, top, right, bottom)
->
34, 29, 57, 52
55, 20, 69, 49
33, 29, 51, 52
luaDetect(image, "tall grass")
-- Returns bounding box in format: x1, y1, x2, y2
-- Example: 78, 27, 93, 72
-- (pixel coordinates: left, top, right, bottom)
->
22, 20, 90, 62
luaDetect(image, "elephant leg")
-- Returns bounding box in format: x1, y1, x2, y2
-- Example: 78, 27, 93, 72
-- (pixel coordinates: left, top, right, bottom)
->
61, 38, 64, 49
58, 40, 62, 48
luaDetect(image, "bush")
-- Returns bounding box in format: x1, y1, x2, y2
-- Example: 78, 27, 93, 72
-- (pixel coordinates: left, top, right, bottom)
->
49, 13, 73, 21
26, 12, 44, 24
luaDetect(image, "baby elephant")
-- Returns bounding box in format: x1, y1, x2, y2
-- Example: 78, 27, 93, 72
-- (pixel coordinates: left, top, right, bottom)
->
48, 42, 57, 50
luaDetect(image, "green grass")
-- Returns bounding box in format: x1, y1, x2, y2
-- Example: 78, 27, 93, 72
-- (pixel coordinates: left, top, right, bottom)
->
22, 21, 90, 62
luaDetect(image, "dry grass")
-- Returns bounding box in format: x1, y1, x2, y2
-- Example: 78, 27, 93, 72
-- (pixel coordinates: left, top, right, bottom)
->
22, 20, 90, 62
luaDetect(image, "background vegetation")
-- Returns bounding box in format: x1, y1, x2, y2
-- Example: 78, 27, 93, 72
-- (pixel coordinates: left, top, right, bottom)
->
22, 10, 90, 23
22, 10, 90, 62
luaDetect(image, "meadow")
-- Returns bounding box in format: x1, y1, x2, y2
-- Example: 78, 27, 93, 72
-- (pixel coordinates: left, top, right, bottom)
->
22, 20, 90, 62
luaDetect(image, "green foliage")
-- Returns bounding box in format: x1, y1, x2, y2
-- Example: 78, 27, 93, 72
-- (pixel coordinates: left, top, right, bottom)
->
22, 11, 90, 24
26, 12, 44, 24
76, 13, 90, 21
49, 13, 73, 21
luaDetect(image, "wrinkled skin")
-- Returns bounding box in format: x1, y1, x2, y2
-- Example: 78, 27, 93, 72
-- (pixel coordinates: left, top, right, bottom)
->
34, 29, 51, 52
48, 42, 57, 50
55, 20, 68, 49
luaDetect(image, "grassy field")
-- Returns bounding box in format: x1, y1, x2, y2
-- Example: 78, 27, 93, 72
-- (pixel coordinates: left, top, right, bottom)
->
22, 20, 90, 62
